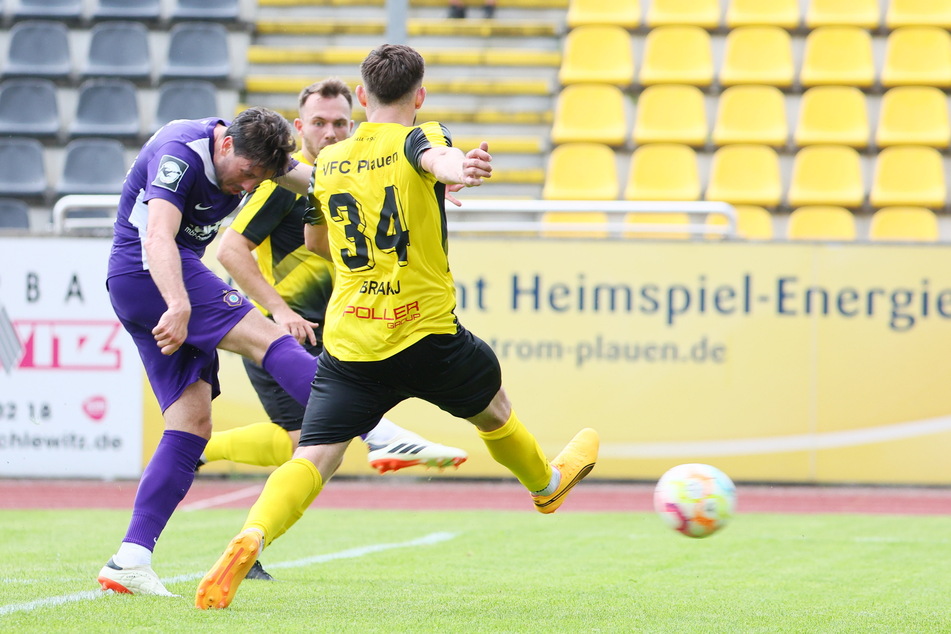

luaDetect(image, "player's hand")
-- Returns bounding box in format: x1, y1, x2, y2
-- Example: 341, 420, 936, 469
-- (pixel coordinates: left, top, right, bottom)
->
461, 142, 492, 188
273, 307, 319, 346
445, 183, 464, 207
152, 305, 191, 356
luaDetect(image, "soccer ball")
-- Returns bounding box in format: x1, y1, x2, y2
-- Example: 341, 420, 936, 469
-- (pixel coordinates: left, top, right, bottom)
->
653, 463, 737, 538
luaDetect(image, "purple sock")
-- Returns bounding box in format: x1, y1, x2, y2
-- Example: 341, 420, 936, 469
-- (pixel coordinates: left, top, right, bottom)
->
261, 334, 318, 407
123, 430, 207, 551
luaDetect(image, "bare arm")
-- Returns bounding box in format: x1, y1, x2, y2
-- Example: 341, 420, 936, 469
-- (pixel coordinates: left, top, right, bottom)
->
143, 198, 190, 356
217, 227, 318, 345
420, 141, 492, 187
303, 223, 330, 261
272, 161, 313, 197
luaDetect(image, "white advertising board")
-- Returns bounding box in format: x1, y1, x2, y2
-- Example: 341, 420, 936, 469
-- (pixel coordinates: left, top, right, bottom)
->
0, 237, 142, 478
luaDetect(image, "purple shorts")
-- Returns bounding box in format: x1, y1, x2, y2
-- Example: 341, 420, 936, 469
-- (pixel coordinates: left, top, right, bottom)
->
107, 256, 254, 412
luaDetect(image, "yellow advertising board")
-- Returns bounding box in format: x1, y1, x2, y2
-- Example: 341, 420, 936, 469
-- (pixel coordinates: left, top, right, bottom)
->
145, 238, 951, 485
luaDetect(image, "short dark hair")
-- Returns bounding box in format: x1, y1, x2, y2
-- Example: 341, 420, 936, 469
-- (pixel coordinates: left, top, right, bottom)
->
226, 106, 296, 177
298, 77, 353, 111
360, 44, 425, 105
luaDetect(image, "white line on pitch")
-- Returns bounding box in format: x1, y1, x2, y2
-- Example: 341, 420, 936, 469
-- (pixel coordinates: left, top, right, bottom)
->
179, 484, 265, 511
0, 532, 459, 617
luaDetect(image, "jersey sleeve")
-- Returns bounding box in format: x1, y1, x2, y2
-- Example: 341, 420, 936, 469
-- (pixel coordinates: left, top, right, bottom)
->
304, 163, 326, 226
404, 122, 453, 173
142, 141, 199, 211
229, 179, 297, 246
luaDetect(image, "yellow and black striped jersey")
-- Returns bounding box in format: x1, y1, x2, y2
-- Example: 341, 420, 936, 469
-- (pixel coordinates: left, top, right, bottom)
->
306, 121, 458, 361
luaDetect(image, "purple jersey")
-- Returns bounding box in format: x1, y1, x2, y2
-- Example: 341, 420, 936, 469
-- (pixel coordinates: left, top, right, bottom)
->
108, 118, 242, 279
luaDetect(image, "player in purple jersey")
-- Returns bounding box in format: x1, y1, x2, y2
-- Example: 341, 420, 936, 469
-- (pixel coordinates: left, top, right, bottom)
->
98, 108, 324, 597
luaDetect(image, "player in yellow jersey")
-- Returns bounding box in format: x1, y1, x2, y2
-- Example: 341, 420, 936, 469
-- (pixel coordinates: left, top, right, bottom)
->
196, 45, 599, 610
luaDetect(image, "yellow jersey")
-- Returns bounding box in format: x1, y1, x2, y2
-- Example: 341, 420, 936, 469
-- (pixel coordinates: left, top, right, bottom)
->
307, 121, 458, 361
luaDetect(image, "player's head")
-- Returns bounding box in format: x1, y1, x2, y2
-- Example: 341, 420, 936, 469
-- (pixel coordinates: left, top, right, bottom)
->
217, 106, 295, 194
296, 78, 354, 163
359, 44, 425, 108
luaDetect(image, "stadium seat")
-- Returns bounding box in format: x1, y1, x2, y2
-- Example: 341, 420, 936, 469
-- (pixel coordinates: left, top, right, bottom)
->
623, 143, 700, 201
10, 0, 82, 20
160, 22, 232, 83
712, 84, 787, 147
725, 0, 799, 29
2, 20, 71, 81
56, 138, 128, 196
786, 145, 865, 209
719, 26, 794, 88
804, 0, 880, 29
0, 198, 31, 230
0, 138, 47, 199
623, 212, 691, 240
69, 78, 141, 139
631, 84, 707, 147
707, 205, 774, 240
875, 86, 950, 150
799, 27, 875, 88
151, 80, 219, 133
542, 142, 618, 200
869, 146, 946, 209
787, 206, 856, 241
645, 0, 720, 29
885, 0, 951, 29
558, 25, 634, 87
540, 212, 609, 238
868, 206, 939, 242
170, 0, 240, 21
0, 78, 60, 139
705, 144, 782, 207
81, 21, 152, 83
638, 26, 714, 88
566, 0, 640, 29
91, 0, 161, 21
551, 84, 627, 147
881, 27, 951, 89
793, 86, 869, 149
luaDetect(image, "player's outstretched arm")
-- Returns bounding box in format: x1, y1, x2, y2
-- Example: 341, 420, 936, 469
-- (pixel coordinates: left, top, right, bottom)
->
272, 161, 313, 197
422, 142, 492, 188
303, 222, 330, 261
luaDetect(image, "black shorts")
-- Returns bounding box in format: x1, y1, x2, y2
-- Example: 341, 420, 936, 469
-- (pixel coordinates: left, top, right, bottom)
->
299, 324, 502, 446
243, 338, 322, 432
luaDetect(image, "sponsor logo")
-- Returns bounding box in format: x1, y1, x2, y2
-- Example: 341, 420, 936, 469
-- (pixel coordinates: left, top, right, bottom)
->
152, 155, 188, 192
195, 203, 212, 211
9, 320, 123, 371
343, 301, 421, 329
82, 395, 107, 422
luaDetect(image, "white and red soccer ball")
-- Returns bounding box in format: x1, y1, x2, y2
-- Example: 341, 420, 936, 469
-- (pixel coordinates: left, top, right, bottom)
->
654, 463, 737, 538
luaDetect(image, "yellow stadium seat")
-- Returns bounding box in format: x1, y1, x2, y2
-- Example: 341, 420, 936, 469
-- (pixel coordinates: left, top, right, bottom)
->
541, 211, 610, 238
712, 84, 787, 147
623, 143, 700, 201
800, 26, 875, 88
885, 0, 951, 29
793, 86, 869, 149
645, 0, 719, 29
804, 0, 880, 28
638, 26, 714, 88
632, 84, 707, 147
567, 0, 640, 29
705, 144, 782, 207
881, 27, 951, 89
542, 142, 619, 200
869, 146, 946, 209
875, 86, 950, 150
868, 206, 939, 242
787, 206, 856, 241
786, 145, 864, 209
623, 212, 691, 240
558, 25, 635, 87
725, 0, 799, 29
719, 26, 794, 88
551, 83, 628, 147
707, 205, 774, 240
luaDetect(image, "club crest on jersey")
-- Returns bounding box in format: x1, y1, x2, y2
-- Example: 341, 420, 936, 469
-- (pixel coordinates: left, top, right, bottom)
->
153, 155, 188, 192
222, 290, 244, 307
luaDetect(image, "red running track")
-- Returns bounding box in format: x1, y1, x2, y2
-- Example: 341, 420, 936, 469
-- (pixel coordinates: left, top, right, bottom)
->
1, 477, 950, 515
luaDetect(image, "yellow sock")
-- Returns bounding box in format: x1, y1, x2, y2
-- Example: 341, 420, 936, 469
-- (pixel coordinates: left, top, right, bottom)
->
204, 422, 293, 467
478, 410, 552, 492
243, 458, 323, 547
